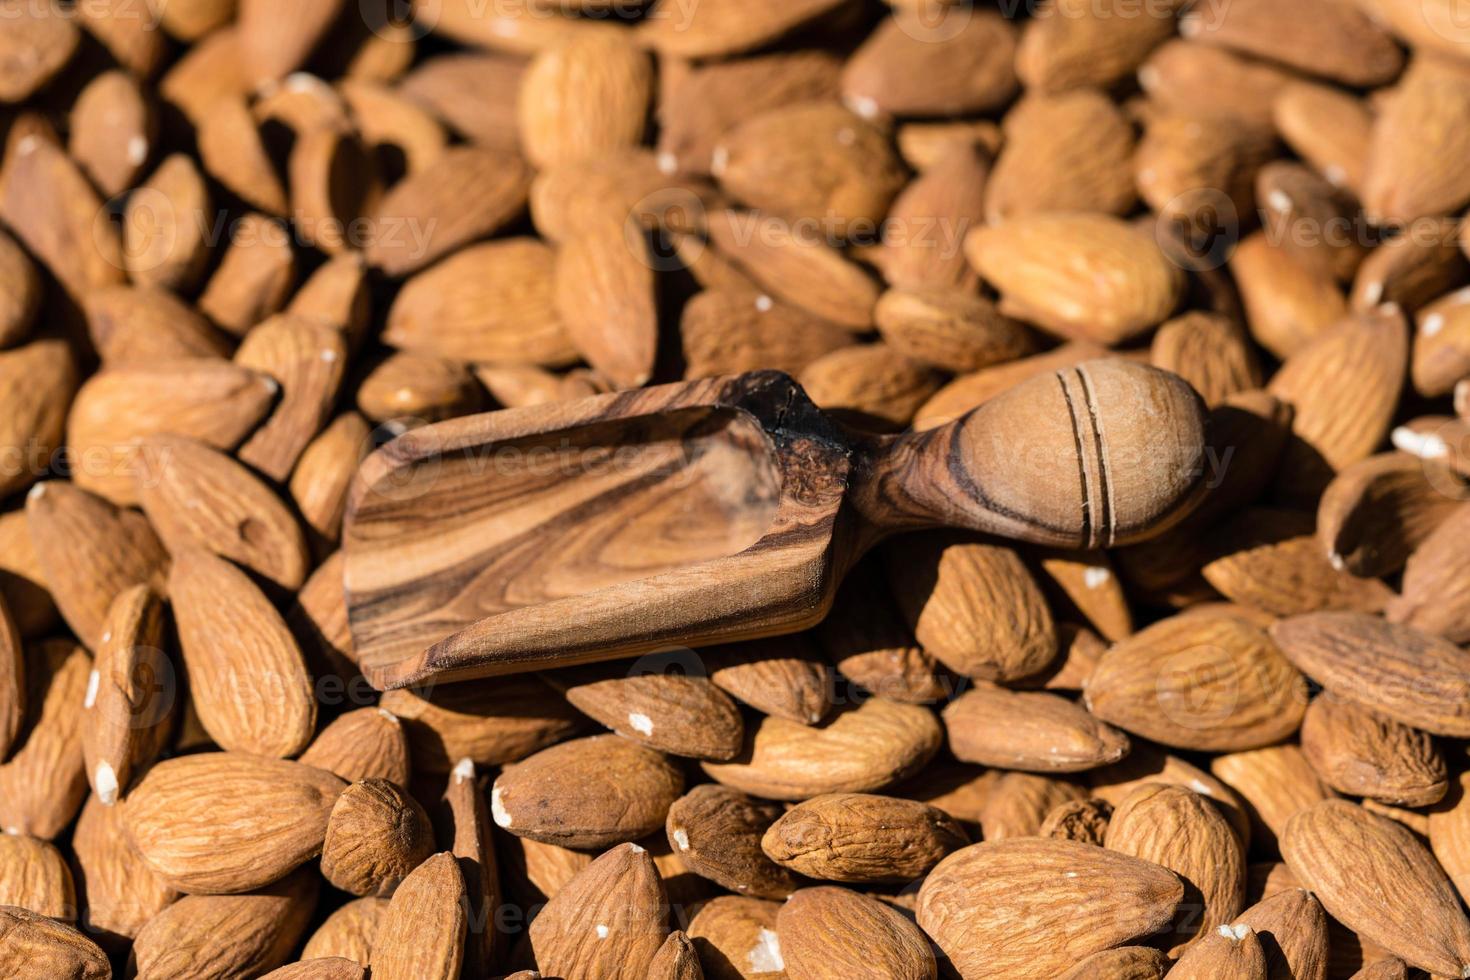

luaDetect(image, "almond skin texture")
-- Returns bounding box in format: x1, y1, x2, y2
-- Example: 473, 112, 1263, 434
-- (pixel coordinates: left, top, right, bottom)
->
762, 793, 967, 884
554, 665, 745, 761
123, 753, 346, 895
965, 213, 1183, 345
320, 779, 435, 898
1090, 745, 1252, 849
943, 684, 1129, 773
369, 852, 467, 980
1104, 783, 1246, 956
1283, 800, 1470, 978
529, 842, 669, 980
1299, 695, 1447, 807
299, 707, 412, 787
302, 897, 388, 965
978, 772, 1088, 842
1363, 55, 1470, 224
71, 793, 177, 946
1085, 611, 1308, 752
667, 784, 802, 900
0, 640, 91, 840
491, 734, 684, 849
169, 549, 317, 758
778, 886, 936, 980
0, 834, 74, 920
916, 838, 1184, 980
1270, 612, 1470, 738
1057, 946, 1170, 980
1232, 888, 1330, 980
888, 534, 1057, 682
841, 10, 1017, 118
518, 33, 651, 168
1166, 924, 1268, 979
1211, 745, 1334, 855
0, 906, 109, 978
874, 287, 1036, 375
702, 699, 942, 802
703, 633, 833, 726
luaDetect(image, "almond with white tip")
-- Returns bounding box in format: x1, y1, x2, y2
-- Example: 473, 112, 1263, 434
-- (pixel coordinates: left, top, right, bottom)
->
299, 707, 411, 786
666, 784, 801, 900
0, 640, 91, 840
687, 895, 786, 980
551, 665, 744, 761
1165, 923, 1267, 979
1232, 888, 1329, 980
778, 886, 935, 980
529, 842, 669, 979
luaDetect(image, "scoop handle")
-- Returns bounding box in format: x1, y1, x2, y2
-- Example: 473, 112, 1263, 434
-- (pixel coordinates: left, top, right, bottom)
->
848, 360, 1209, 549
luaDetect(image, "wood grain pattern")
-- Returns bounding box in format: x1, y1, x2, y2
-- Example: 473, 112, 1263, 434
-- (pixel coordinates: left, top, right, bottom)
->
344, 363, 1207, 689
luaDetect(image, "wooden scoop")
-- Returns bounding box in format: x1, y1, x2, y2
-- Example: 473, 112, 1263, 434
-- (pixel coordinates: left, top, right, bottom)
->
343, 360, 1207, 689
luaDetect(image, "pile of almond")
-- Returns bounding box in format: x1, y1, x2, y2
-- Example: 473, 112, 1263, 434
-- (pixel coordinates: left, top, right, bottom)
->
2, 0, 1470, 978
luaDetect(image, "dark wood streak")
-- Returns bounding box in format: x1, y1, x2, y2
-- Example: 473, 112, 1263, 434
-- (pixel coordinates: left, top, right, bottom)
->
1056, 370, 1093, 549
1076, 365, 1115, 549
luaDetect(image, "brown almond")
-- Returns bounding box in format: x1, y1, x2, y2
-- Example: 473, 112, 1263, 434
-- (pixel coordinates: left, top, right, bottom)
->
704, 633, 832, 726
762, 793, 967, 884
666, 784, 802, 900
650, 930, 702, 980
1134, 110, 1275, 238
555, 217, 659, 388
1138, 41, 1297, 129
1413, 286, 1470, 395
384, 238, 575, 367
378, 674, 585, 774
0, 229, 39, 347
440, 759, 500, 974
1211, 744, 1335, 853
876, 141, 989, 291
69, 70, 154, 198
0, 906, 108, 979
637, 0, 846, 59
169, 549, 317, 757
0, 834, 74, 919
1181, 0, 1401, 86
842, 9, 1016, 118
874, 287, 1035, 375
1363, 55, 1470, 224
817, 558, 944, 704
132, 869, 319, 979
231, 314, 349, 479
518, 32, 652, 169
302, 896, 388, 965
0, 641, 89, 840
687, 895, 785, 980
80, 585, 172, 807
355, 351, 484, 425
1273, 82, 1372, 196
680, 289, 852, 379
987, 89, 1137, 222
291, 411, 373, 553
1389, 503, 1470, 643
288, 550, 357, 681
321, 778, 434, 897
703, 698, 941, 802
85, 285, 230, 365
1085, 610, 1308, 753
980, 772, 1089, 841
1301, 693, 1445, 809
797, 343, 944, 431
198, 213, 297, 335
778, 885, 936, 980
1230, 232, 1347, 360
917, 838, 1184, 980
71, 793, 177, 945
887, 534, 1056, 681
65, 359, 278, 506
237, 0, 344, 85
365, 146, 531, 277
1149, 312, 1261, 408
1057, 946, 1170, 980
708, 209, 879, 329
1166, 924, 1267, 979
197, 95, 289, 215
123, 753, 345, 894
398, 53, 523, 152
966, 212, 1183, 345
1317, 452, 1466, 578
944, 684, 1128, 773
0, 339, 74, 501
1271, 612, 1470, 738
1089, 744, 1252, 848
1104, 783, 1246, 955
300, 707, 411, 786
137, 435, 308, 589
1232, 888, 1330, 980
1283, 800, 1470, 978
657, 50, 841, 176
490, 734, 683, 849
1040, 798, 1113, 846
0, 596, 21, 763
529, 842, 669, 978
1257, 161, 1367, 283
0, 1, 78, 102
1016, 0, 1178, 93
553, 665, 744, 761
260, 960, 366, 980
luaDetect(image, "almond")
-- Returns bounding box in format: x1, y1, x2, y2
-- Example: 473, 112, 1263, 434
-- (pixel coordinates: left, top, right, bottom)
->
1211, 744, 1334, 853
1104, 783, 1246, 955
0, 834, 74, 919
762, 793, 967, 884
529, 842, 668, 979
1387, 503, 1470, 643
302, 897, 388, 965
198, 213, 297, 335
1017, 0, 1179, 93
0, 229, 39, 347
797, 343, 944, 430
777, 886, 936, 980
70, 70, 153, 198
0, 640, 91, 840
1301, 693, 1446, 807
965, 212, 1183, 345
518, 32, 652, 169
916, 838, 1184, 980
877, 142, 989, 291
0, 339, 76, 500
299, 709, 409, 787
552, 664, 744, 761
80, 584, 171, 807
1181, 0, 1401, 86
0, 906, 108, 979
290, 411, 374, 553
1230, 232, 1348, 360
1135, 110, 1275, 238
1089, 744, 1252, 848
1233, 887, 1330, 980
1272, 82, 1372, 196
842, 9, 1017, 118
490, 734, 683, 848
555, 216, 659, 388
986, 90, 1137, 222
320, 778, 434, 897
1057, 946, 1170, 980
979, 772, 1088, 841
665, 784, 802, 900
1166, 923, 1267, 979
442, 758, 500, 974
1363, 55, 1470, 224
0, 596, 21, 764
637, 0, 846, 59
1317, 452, 1465, 578
234, 314, 350, 482
65, 359, 278, 506
355, 351, 484, 424
197, 95, 289, 215
260, 960, 366, 980
680, 289, 852, 379
650, 931, 703, 980
0, 1, 79, 102
874, 287, 1036, 375
817, 558, 945, 704
1039, 798, 1113, 846
702, 698, 941, 802
1138, 41, 1296, 129
169, 549, 317, 758
70, 793, 177, 945
378, 674, 584, 774
123, 753, 345, 894
85, 285, 229, 365
1149, 312, 1261, 407
1283, 800, 1470, 978
132, 869, 319, 979
704, 633, 832, 726
137, 435, 309, 590
1085, 610, 1308, 752
943, 684, 1128, 773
